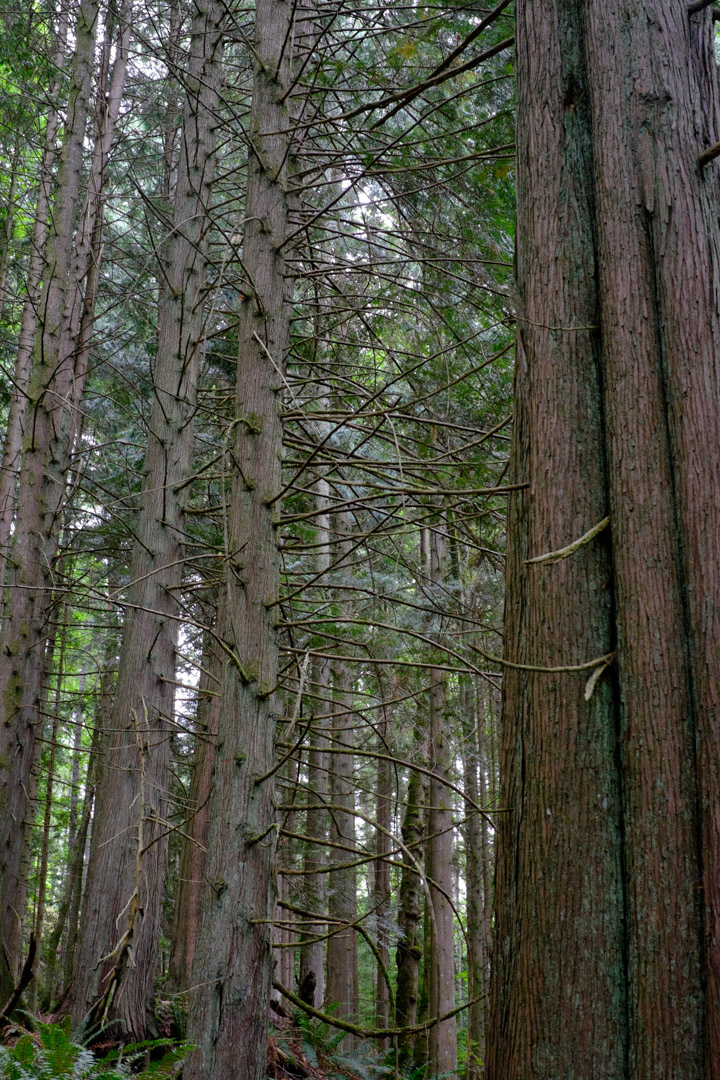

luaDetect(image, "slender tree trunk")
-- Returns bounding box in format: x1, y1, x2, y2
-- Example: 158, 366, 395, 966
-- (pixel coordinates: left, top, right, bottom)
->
427, 525, 456, 1077
0, 0, 70, 595
462, 679, 484, 1079
62, 674, 108, 996
395, 760, 423, 1065
326, 658, 359, 1045
184, 1, 294, 1075
297, 654, 330, 1009
374, 701, 392, 1044
166, 631, 221, 995
65, 0, 224, 1037
42, 718, 97, 1010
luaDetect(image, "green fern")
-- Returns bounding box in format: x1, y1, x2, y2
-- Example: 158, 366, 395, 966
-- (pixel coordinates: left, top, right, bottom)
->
0, 1021, 189, 1080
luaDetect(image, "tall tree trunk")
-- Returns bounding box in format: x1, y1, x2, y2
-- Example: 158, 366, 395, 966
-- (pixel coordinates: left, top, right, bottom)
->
166, 629, 221, 995
183, 1, 294, 1075
462, 678, 485, 1079
487, 7, 625, 1076
326, 659, 359, 1045
488, 3, 720, 1078
0, 0, 99, 999
584, 6, 720, 1073
427, 525, 456, 1077
395, 760, 423, 1066
65, 0, 224, 1038
0, 0, 71, 596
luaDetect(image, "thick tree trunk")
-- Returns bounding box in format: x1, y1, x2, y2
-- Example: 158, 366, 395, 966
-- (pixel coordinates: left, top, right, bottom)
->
488, 4, 720, 1078
183, 1, 293, 1075
487, 5, 626, 1077
65, 0, 224, 1038
584, 6, 720, 1074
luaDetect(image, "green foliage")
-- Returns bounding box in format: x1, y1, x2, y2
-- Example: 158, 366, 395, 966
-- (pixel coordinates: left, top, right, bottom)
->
0, 1020, 188, 1080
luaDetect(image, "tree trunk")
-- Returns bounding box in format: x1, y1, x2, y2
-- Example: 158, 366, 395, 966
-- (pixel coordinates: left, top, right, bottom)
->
65, 0, 224, 1038
427, 525, 456, 1077
0, 0, 70, 596
584, 5, 720, 1073
0, 0, 100, 1000
183, 1, 293, 1075
374, 701, 392, 1044
395, 760, 423, 1066
462, 678, 485, 1079
326, 658, 359, 1045
166, 630, 221, 995
298, 655, 330, 1008
488, 3, 720, 1078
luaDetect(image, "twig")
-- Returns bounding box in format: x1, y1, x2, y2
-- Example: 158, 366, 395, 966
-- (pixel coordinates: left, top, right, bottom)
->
0, 935, 36, 1022
526, 515, 610, 565
699, 141, 720, 169
272, 978, 486, 1040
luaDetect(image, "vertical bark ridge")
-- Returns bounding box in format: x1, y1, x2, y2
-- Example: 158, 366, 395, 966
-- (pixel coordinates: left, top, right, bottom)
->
488, 2, 626, 1076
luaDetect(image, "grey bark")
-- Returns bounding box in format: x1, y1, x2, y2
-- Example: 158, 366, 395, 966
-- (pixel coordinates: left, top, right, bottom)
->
427, 525, 457, 1077
326, 658, 359, 1044
183, 1, 294, 1075
0, 0, 71, 596
65, 0, 225, 1037
167, 629, 222, 995
0, 0, 100, 1001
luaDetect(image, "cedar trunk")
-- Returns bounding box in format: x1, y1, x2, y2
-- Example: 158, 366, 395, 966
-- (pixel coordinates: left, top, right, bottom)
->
488, 3, 720, 1078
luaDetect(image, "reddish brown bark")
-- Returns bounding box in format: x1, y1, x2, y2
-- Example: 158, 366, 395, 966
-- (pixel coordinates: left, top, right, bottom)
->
584, 5, 720, 1073
487, 3, 626, 1076
488, 3, 720, 1078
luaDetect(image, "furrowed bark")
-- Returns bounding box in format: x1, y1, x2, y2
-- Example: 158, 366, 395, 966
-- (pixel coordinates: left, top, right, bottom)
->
184, 0, 294, 1074
487, 2, 626, 1076
584, 4, 720, 1073
65, 0, 225, 1037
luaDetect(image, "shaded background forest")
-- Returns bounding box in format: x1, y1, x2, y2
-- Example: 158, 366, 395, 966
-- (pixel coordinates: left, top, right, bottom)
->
0, 0, 516, 1076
